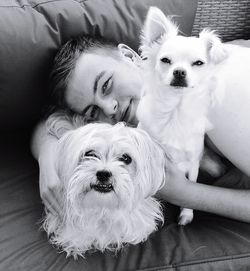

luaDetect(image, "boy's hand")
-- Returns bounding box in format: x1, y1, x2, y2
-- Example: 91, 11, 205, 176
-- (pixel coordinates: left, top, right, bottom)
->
158, 162, 189, 205
38, 146, 64, 220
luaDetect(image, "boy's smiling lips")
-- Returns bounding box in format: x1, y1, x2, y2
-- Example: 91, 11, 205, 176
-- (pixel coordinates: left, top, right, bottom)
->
120, 100, 132, 122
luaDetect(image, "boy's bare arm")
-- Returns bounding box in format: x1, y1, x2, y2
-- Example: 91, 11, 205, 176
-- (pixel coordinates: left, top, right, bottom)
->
159, 165, 250, 223
31, 120, 64, 218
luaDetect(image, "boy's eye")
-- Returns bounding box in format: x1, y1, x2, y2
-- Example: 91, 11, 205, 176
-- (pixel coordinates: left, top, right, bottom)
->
102, 76, 113, 95
118, 153, 132, 165
161, 57, 171, 64
192, 60, 205, 66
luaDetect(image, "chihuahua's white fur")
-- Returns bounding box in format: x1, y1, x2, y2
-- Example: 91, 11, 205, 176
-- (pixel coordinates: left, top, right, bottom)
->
43, 120, 166, 258
137, 7, 228, 225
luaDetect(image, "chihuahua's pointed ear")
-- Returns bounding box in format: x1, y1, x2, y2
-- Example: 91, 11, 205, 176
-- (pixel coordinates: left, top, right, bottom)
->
142, 7, 178, 45
118, 43, 142, 66
199, 29, 228, 64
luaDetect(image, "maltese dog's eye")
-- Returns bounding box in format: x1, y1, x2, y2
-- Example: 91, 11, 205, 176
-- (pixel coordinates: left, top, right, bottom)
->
78, 150, 99, 164
160, 57, 171, 64
84, 150, 98, 158
118, 153, 132, 165
192, 60, 205, 66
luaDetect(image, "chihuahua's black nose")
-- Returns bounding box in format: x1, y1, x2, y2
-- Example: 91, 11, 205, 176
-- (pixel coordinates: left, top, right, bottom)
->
171, 68, 188, 87
173, 69, 186, 79
96, 170, 112, 182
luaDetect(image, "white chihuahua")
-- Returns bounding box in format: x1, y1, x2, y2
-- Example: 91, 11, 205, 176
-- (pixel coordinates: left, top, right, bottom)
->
137, 7, 228, 225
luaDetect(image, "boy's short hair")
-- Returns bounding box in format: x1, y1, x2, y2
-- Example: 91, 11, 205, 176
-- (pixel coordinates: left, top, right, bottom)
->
48, 35, 118, 115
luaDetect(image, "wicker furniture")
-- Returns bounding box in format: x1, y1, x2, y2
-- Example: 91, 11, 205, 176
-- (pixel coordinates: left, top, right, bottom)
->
192, 0, 250, 41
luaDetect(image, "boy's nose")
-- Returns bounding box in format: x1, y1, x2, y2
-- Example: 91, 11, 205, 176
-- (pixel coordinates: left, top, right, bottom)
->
103, 99, 118, 116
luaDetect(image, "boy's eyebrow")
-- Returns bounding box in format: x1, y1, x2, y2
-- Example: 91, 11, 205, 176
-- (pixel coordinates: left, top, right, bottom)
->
94, 71, 105, 94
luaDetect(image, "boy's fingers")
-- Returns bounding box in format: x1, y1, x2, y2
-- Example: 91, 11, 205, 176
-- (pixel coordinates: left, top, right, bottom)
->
42, 193, 63, 220
43, 197, 58, 217
52, 190, 64, 219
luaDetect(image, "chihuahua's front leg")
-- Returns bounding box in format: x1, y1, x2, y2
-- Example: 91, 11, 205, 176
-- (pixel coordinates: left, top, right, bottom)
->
178, 162, 199, 226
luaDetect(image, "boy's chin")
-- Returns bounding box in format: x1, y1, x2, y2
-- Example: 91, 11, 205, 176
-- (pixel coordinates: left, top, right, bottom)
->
96, 113, 115, 124
127, 115, 139, 127
127, 101, 140, 126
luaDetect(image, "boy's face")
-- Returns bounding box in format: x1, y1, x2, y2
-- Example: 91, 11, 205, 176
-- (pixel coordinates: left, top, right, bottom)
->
66, 47, 143, 126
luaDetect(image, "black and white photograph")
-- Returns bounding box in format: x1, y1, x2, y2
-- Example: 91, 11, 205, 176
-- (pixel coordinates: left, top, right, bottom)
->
0, 0, 250, 270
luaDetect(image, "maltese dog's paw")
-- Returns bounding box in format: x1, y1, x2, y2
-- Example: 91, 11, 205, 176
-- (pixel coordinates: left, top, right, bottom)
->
178, 208, 194, 226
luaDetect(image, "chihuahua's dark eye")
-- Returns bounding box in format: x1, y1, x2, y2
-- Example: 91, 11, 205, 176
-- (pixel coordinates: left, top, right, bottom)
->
84, 150, 98, 158
192, 60, 205, 66
119, 154, 132, 165
161, 57, 171, 64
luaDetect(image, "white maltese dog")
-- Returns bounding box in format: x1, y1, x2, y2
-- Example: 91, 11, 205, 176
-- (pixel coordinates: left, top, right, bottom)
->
137, 7, 228, 225
43, 117, 166, 258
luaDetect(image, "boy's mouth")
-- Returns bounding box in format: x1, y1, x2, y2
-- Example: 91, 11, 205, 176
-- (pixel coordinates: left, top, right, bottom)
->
121, 100, 132, 122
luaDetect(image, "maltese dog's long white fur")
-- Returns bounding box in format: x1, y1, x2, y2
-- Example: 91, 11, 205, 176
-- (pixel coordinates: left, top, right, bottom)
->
43, 119, 166, 258
137, 7, 229, 225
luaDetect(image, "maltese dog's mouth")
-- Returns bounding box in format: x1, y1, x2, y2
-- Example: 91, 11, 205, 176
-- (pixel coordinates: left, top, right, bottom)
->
90, 183, 114, 193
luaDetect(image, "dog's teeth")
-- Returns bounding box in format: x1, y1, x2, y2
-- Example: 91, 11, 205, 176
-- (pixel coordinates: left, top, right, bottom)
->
91, 182, 113, 192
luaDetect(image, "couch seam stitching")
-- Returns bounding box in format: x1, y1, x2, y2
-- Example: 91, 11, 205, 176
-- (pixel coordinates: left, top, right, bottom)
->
136, 253, 250, 271
0, 0, 87, 9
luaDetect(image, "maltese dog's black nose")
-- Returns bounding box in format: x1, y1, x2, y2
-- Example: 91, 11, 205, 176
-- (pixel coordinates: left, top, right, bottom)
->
96, 170, 112, 182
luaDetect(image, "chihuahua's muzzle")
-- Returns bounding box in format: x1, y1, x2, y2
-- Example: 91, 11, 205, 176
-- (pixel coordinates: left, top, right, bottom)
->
170, 68, 188, 88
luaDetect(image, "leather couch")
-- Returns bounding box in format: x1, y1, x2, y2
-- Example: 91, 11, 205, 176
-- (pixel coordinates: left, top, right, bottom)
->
1, 1, 250, 270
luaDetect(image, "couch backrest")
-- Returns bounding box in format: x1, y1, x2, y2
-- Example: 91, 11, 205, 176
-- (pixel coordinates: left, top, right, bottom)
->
0, 0, 197, 132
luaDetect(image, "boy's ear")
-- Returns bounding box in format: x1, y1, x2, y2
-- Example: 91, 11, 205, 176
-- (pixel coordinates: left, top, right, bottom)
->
118, 44, 142, 65
142, 7, 178, 45
199, 29, 228, 64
